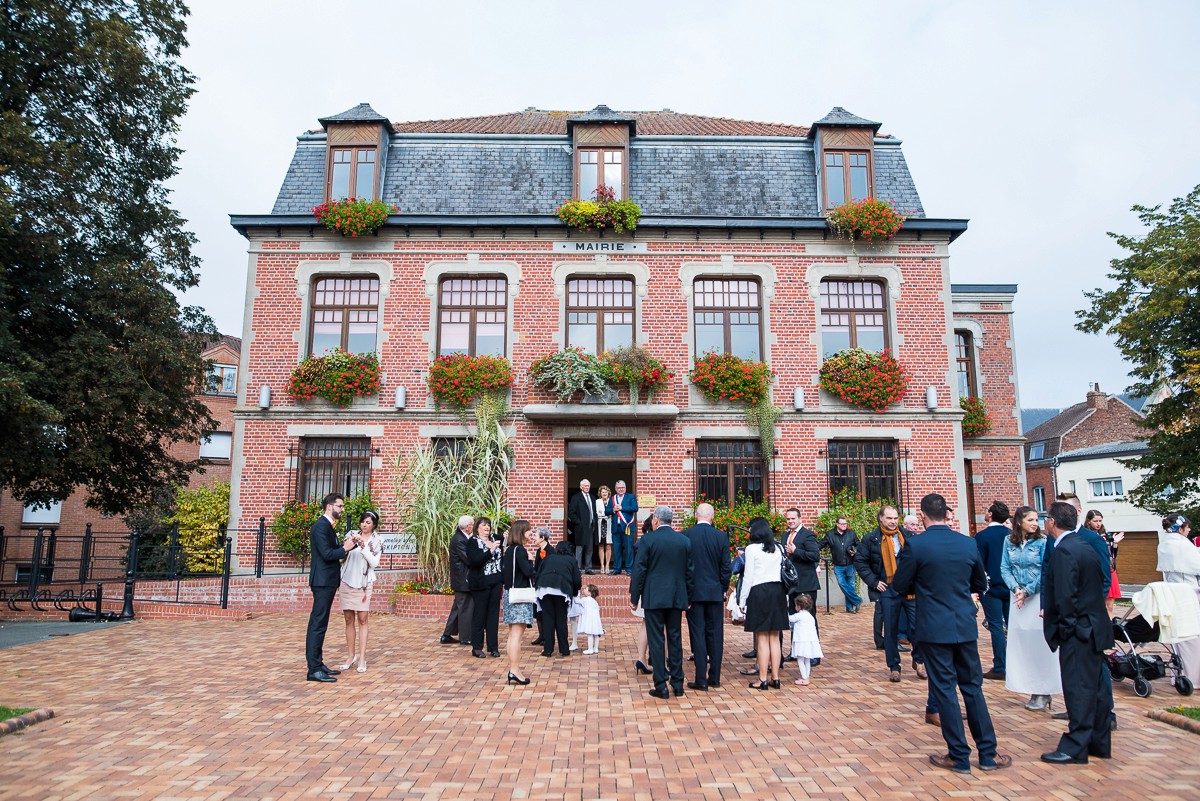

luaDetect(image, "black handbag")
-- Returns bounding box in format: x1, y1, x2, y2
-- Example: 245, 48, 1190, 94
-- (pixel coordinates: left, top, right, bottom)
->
779, 548, 800, 594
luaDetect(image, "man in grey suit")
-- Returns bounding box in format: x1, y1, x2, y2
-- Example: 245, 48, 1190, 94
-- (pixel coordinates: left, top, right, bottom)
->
683, 502, 732, 690
630, 505, 695, 699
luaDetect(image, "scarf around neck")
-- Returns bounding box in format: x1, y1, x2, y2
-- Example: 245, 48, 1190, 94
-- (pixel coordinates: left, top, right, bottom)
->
880, 525, 906, 583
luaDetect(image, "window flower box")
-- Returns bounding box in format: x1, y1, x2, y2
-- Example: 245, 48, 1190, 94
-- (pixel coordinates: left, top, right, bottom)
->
311, 197, 397, 237
427, 354, 515, 410
960, 396, 992, 437
818, 348, 907, 411
287, 349, 381, 408
825, 198, 906, 242
555, 185, 642, 234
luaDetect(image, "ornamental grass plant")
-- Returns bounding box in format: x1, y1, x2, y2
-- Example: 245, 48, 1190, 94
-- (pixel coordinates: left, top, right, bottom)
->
818, 347, 907, 411
826, 198, 906, 242
287, 349, 381, 407
311, 197, 397, 237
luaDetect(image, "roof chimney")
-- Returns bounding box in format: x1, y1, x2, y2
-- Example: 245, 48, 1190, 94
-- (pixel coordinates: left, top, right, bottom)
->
1086, 383, 1107, 410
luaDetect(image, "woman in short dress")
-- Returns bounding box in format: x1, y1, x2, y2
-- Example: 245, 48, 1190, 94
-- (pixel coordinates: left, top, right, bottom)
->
737, 517, 789, 690
1085, 510, 1124, 615
501, 519, 534, 685
596, 485, 613, 574
1000, 506, 1061, 711
339, 510, 382, 673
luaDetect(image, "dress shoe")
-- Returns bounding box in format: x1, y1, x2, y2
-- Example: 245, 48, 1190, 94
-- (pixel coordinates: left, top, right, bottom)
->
913, 662, 928, 680
634, 660, 651, 675
687, 681, 708, 691
338, 656, 358, 671
306, 670, 337, 683
978, 755, 1013, 771
770, 679, 781, 689
874, 644, 885, 650
672, 688, 685, 697
320, 665, 341, 675
782, 655, 797, 663
507, 672, 531, 686
738, 667, 759, 676
898, 638, 911, 646
1051, 711, 1069, 720
925, 711, 940, 726
1024, 694, 1051, 711
610, 570, 621, 576
1087, 747, 1112, 759
489, 650, 501, 658
982, 670, 1005, 680
708, 680, 721, 689
889, 670, 901, 682
742, 650, 757, 660
1041, 750, 1087, 765
928, 754, 970, 774
439, 635, 458, 645
531, 639, 544, 646
472, 649, 488, 658
540, 652, 554, 658
647, 687, 670, 699
810, 658, 821, 667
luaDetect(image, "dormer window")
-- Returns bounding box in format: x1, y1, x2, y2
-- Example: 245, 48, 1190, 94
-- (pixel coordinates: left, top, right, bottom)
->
329, 146, 378, 200
578, 148, 623, 200
824, 151, 871, 208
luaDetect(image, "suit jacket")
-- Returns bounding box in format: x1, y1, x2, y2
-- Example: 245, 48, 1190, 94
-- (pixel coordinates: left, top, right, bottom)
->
1043, 527, 1112, 593
535, 552, 581, 598
890, 524, 989, 644
608, 492, 639, 537
308, 515, 343, 588
630, 525, 695, 610
783, 526, 820, 593
1043, 531, 1115, 653
682, 522, 732, 603
448, 529, 472, 592
567, 490, 598, 547
975, 523, 1010, 597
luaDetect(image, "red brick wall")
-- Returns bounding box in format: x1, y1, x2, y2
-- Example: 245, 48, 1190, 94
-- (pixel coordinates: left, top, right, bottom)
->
1061, 396, 1144, 452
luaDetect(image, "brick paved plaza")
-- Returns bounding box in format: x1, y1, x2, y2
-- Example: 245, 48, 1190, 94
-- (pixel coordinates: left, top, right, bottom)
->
1, 609, 1197, 800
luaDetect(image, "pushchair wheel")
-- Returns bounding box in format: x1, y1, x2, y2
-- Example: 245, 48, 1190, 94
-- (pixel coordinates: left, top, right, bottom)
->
1175, 676, 1194, 696
1133, 677, 1152, 698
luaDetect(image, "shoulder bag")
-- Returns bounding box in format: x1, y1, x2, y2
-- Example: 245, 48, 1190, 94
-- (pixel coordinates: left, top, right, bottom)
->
507, 547, 537, 604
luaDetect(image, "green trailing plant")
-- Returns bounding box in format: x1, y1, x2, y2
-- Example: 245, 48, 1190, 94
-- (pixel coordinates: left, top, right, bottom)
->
818, 348, 907, 411
555, 185, 642, 234
825, 198, 906, 242
960, 396, 992, 437
311, 197, 397, 237
427, 354, 514, 411
167, 481, 230, 573
680, 493, 787, 557
529, 347, 612, 402
743, 398, 782, 458
287, 349, 381, 407
813, 488, 896, 541
269, 489, 376, 562
396, 408, 512, 587
603, 345, 671, 405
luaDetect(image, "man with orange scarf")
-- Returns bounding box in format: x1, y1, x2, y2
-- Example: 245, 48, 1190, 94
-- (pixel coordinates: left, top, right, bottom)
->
855, 505, 927, 682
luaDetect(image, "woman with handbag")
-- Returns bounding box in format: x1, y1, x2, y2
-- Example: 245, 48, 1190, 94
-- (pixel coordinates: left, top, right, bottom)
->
738, 517, 789, 690
466, 516, 504, 658
502, 519, 535, 685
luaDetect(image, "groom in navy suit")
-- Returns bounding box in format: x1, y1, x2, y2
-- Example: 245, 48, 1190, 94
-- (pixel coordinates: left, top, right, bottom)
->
891, 493, 1012, 774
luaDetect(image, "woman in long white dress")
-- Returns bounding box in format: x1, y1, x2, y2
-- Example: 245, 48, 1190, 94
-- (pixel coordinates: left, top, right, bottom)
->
1157, 513, 1200, 686
1000, 506, 1062, 711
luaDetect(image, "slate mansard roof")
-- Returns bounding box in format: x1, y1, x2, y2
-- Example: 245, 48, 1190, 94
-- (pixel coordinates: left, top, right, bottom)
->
269, 106, 927, 221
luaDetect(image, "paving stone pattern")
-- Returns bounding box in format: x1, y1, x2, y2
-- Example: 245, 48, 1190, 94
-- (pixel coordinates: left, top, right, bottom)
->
0, 609, 1196, 800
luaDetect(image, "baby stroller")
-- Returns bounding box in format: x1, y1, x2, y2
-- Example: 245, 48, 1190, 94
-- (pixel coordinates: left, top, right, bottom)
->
1108, 598, 1194, 698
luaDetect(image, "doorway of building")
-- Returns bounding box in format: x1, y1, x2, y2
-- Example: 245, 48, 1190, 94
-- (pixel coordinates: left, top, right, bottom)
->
564, 440, 635, 571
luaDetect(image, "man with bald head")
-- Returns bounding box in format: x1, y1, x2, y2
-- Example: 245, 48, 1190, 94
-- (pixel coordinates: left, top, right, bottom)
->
683, 502, 732, 690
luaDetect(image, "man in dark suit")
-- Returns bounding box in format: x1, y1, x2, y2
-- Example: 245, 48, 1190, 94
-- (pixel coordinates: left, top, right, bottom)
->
631, 505, 695, 699
975, 501, 1011, 680
440, 515, 476, 645
1040, 501, 1115, 764
682, 502, 732, 690
567, 478, 598, 575
891, 493, 1012, 774
784, 507, 821, 631
609, 480, 638, 575
306, 492, 355, 682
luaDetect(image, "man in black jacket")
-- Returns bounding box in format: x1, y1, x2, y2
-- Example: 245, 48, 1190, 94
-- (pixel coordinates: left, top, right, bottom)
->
682, 502, 732, 690
567, 478, 598, 574
825, 517, 862, 613
784, 508, 821, 636
536, 541, 582, 657
631, 505, 695, 699
855, 505, 925, 680
440, 515, 476, 645
306, 493, 354, 682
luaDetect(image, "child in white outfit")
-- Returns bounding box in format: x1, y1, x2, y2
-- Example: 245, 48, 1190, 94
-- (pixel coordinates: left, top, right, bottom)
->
567, 591, 583, 651
576, 584, 605, 654
789, 594, 823, 685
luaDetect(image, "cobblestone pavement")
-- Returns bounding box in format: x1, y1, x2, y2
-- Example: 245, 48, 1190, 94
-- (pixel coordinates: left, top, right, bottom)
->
0, 609, 1196, 800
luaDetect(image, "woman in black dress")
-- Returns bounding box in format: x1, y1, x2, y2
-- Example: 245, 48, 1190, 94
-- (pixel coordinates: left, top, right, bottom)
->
466, 516, 503, 658
736, 517, 789, 689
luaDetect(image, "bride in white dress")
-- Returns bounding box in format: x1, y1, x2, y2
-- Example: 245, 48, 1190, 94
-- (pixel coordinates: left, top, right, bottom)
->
1001, 506, 1062, 711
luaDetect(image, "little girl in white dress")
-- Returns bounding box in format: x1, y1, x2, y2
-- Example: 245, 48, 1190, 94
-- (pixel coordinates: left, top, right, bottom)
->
789, 594, 823, 685
576, 584, 605, 654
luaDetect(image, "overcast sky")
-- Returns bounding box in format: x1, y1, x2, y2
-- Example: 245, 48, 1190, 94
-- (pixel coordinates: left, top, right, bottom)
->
169, 0, 1200, 410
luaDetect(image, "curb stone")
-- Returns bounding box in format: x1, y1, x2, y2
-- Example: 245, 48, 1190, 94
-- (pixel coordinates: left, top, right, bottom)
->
0, 708, 54, 736
1147, 708, 1200, 734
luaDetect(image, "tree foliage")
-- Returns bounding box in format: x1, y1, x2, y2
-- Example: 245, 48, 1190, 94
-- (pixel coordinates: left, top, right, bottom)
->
168, 481, 230, 573
1077, 184, 1200, 514
0, 1, 217, 515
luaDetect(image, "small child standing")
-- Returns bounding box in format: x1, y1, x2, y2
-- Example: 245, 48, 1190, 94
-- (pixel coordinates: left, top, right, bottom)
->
789, 594, 823, 685
576, 584, 605, 654
567, 591, 583, 651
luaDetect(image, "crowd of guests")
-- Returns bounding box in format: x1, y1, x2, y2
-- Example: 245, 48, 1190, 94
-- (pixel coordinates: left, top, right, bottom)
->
301, 487, 1200, 774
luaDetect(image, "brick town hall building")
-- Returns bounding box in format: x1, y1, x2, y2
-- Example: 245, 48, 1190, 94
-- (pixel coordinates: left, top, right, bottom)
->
228, 103, 1025, 570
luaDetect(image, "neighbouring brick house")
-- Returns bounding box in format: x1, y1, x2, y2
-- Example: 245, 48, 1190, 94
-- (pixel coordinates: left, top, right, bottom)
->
228, 103, 1026, 572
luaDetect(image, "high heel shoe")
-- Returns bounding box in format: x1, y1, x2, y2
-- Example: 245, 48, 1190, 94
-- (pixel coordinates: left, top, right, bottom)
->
770, 679, 781, 689
338, 656, 358, 671
749, 680, 769, 690
357, 661, 367, 673
634, 660, 651, 675
507, 672, 530, 686
472, 649, 488, 658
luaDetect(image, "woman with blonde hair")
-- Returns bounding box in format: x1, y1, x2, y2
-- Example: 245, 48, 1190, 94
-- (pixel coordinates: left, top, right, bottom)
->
596, 485, 613, 574
339, 510, 382, 673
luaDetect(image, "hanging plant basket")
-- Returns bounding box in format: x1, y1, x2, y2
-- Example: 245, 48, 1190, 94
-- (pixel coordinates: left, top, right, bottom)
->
960, 396, 992, 437
818, 348, 907, 411
529, 347, 612, 402
555, 185, 642, 234
427, 354, 514, 410
287, 349, 381, 407
311, 197, 397, 237
825, 198, 906, 242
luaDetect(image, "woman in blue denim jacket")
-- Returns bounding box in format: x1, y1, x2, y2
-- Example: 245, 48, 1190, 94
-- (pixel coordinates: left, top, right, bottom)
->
999, 506, 1062, 711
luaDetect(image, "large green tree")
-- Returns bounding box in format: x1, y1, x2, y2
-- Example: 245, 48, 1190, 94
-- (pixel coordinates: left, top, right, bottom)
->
1077, 184, 1200, 514
0, 1, 216, 516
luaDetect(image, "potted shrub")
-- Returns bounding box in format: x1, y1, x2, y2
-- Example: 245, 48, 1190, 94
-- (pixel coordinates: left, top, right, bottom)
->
960, 396, 992, 437
603, 345, 671, 405
825, 198, 906, 242
529, 347, 613, 403
555, 185, 642, 234
287, 348, 381, 407
818, 348, 907, 411
427, 354, 514, 410
311, 197, 397, 237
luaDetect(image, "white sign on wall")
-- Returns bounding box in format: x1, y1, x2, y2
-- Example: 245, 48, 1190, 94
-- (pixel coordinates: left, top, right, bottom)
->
379, 531, 416, 555
553, 241, 647, 254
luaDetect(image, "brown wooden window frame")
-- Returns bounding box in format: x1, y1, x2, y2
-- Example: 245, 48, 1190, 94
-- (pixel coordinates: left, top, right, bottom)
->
326, 145, 379, 201
822, 149, 873, 209
576, 147, 625, 200
295, 437, 373, 502
695, 440, 764, 506
819, 279, 889, 356
692, 277, 763, 361
566, 275, 635, 355
955, 331, 977, 399
436, 275, 509, 357
825, 440, 901, 503
308, 275, 380, 357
